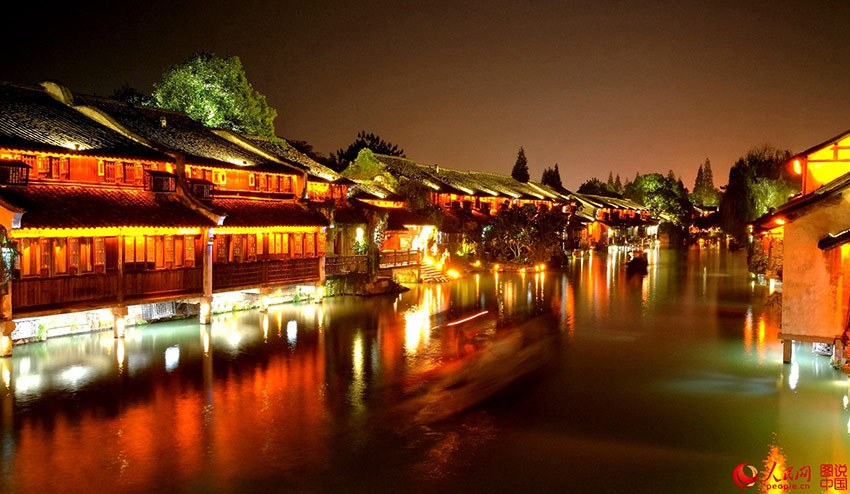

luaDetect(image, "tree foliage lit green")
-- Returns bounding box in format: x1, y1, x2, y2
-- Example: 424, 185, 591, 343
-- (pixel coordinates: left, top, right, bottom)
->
332, 131, 405, 171
151, 52, 277, 137
691, 158, 721, 206
719, 146, 800, 244
624, 173, 693, 227
577, 177, 621, 197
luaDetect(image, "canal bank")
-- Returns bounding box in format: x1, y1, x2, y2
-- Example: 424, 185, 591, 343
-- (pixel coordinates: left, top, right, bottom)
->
1, 248, 847, 493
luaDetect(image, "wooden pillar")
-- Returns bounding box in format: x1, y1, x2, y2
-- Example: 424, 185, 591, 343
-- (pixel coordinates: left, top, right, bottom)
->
117, 235, 124, 303
783, 339, 792, 363
0, 278, 13, 357
200, 229, 213, 325
112, 306, 128, 339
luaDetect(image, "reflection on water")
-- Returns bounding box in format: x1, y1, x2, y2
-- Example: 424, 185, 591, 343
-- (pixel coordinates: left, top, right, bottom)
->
1, 248, 849, 492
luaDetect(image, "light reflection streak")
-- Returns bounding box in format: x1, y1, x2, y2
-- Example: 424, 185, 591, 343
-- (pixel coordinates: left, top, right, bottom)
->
744, 308, 753, 356
116, 339, 125, 373
756, 314, 766, 365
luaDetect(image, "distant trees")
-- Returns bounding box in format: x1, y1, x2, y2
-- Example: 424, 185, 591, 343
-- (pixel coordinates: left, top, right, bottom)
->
720, 146, 799, 243
691, 158, 721, 206
331, 131, 405, 171
110, 84, 148, 105
577, 170, 624, 198
541, 163, 563, 190
512, 147, 530, 183
151, 52, 277, 137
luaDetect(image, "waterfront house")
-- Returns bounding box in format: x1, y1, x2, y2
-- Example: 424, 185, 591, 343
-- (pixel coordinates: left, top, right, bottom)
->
751, 129, 850, 363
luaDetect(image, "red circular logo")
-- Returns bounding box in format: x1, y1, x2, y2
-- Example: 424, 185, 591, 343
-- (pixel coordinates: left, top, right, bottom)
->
733, 463, 759, 488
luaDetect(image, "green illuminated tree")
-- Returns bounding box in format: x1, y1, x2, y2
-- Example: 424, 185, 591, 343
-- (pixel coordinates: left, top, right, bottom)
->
151, 52, 277, 137
720, 146, 800, 244
512, 147, 530, 183
331, 131, 405, 171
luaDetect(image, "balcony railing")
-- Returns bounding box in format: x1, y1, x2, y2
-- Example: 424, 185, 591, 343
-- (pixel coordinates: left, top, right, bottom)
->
213, 258, 321, 291
378, 249, 421, 269
325, 255, 368, 277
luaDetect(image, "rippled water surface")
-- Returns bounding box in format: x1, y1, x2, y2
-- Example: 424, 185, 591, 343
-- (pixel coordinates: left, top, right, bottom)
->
1, 248, 847, 493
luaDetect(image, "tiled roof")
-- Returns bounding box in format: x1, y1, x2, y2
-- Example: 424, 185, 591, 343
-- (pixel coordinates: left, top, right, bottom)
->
243, 136, 340, 180
213, 198, 328, 227
0, 81, 169, 161
73, 94, 292, 174
0, 183, 214, 229
374, 154, 568, 201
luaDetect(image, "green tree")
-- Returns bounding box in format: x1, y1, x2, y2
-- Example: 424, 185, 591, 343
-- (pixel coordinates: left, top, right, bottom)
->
483, 205, 566, 262
614, 174, 623, 194
512, 147, 530, 183
577, 177, 622, 198
720, 146, 799, 244
624, 173, 693, 228
691, 158, 721, 206
541, 163, 563, 190
151, 52, 277, 137
331, 131, 405, 172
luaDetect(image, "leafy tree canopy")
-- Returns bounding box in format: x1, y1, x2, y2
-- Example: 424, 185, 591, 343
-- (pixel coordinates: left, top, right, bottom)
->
719, 145, 799, 243
341, 148, 397, 185
624, 173, 693, 227
512, 147, 530, 183
577, 177, 622, 198
151, 52, 277, 137
331, 131, 404, 172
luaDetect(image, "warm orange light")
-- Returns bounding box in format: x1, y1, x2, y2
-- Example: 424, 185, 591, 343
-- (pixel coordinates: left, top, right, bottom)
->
359, 199, 406, 209
447, 269, 460, 279
774, 218, 786, 226
793, 159, 802, 175
213, 226, 321, 235
446, 310, 488, 327
10, 226, 202, 239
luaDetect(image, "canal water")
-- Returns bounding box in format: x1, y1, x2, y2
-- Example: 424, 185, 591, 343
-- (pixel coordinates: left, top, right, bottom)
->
1, 249, 847, 493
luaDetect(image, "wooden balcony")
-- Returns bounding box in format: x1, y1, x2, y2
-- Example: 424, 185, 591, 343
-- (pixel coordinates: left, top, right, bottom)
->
379, 249, 420, 269
213, 258, 321, 291
12, 267, 206, 317
325, 255, 369, 277
123, 268, 204, 300
13, 273, 120, 316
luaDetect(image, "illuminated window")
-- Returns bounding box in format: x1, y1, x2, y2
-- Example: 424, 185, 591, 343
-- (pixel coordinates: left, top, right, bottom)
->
123, 162, 135, 184
174, 236, 184, 267
215, 235, 227, 263
164, 235, 174, 267
54, 238, 67, 274
304, 233, 315, 257
154, 236, 164, 268
79, 238, 92, 273
184, 236, 195, 267
247, 233, 256, 260
94, 237, 106, 271
256, 233, 264, 256
292, 233, 303, 258
68, 237, 80, 274
230, 234, 244, 262
39, 238, 51, 275
104, 161, 116, 182
248, 173, 256, 188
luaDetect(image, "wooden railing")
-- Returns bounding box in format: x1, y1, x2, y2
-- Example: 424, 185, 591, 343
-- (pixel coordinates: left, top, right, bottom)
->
13, 273, 120, 315
325, 255, 369, 276
379, 249, 421, 269
213, 258, 321, 291
123, 268, 204, 299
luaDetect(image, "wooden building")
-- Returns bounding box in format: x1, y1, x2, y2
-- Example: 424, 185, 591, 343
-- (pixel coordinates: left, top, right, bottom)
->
752, 129, 850, 364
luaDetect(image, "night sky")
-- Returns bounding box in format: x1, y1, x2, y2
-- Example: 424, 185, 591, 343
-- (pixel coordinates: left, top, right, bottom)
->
2, 0, 850, 189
